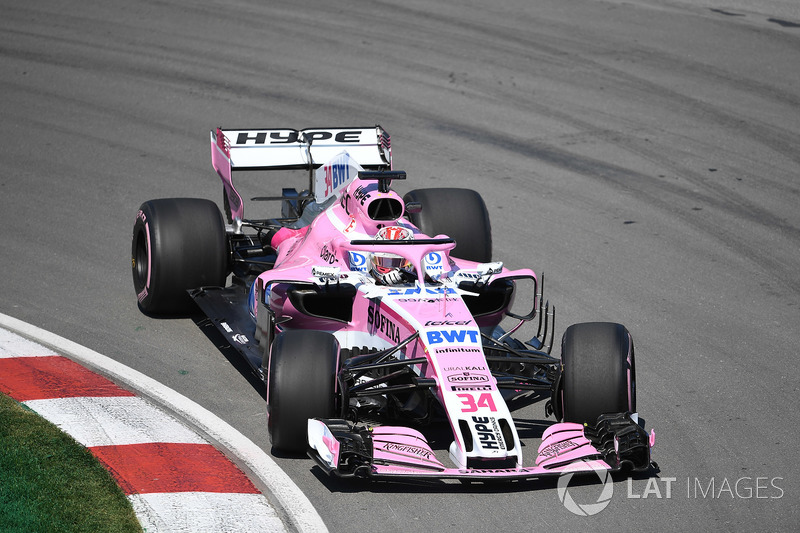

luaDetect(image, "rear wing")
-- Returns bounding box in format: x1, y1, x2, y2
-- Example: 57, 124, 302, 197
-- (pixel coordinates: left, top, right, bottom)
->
211, 126, 391, 223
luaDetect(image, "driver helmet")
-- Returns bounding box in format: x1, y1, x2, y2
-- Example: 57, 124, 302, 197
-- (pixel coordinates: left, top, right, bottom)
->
370, 226, 413, 281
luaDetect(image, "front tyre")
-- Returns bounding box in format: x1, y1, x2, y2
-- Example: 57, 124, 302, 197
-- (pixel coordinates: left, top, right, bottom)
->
132, 198, 227, 315
560, 322, 636, 424
267, 330, 340, 453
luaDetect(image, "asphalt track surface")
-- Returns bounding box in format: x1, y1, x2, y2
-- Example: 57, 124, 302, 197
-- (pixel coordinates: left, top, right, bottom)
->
1, 1, 798, 531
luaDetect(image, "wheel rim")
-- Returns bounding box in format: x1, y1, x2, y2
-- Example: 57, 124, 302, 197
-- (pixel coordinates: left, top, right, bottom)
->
133, 230, 149, 292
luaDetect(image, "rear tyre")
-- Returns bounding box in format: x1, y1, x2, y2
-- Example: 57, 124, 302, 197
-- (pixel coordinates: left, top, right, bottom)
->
132, 198, 228, 315
561, 322, 636, 424
403, 188, 491, 263
267, 330, 340, 452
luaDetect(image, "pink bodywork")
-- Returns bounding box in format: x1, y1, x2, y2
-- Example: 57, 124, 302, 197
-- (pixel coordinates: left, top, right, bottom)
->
208, 129, 652, 480
249, 170, 617, 477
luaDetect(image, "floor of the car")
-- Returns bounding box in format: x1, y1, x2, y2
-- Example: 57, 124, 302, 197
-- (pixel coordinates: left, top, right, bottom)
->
190, 284, 263, 373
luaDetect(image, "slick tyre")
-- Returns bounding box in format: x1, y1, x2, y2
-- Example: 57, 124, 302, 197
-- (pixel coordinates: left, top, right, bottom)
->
403, 188, 491, 263
561, 322, 636, 424
132, 198, 227, 315
267, 330, 340, 453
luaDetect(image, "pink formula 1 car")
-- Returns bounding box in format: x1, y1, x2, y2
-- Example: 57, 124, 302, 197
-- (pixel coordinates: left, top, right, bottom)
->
131, 126, 655, 482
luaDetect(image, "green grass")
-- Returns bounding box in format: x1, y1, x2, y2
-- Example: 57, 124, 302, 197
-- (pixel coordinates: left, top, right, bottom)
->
0, 393, 142, 533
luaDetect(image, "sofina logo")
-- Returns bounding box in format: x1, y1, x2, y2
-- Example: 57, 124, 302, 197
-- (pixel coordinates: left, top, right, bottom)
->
556, 462, 614, 516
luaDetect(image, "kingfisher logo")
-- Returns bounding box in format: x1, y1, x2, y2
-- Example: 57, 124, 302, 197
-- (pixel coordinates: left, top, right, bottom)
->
426, 329, 480, 345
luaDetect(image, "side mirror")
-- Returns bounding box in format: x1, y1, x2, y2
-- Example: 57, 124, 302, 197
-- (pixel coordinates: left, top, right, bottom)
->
505, 275, 537, 321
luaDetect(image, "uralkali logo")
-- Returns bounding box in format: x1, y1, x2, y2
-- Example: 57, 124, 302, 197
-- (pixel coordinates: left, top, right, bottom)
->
556, 462, 613, 516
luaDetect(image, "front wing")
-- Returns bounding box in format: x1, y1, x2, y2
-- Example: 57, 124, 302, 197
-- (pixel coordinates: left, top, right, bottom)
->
308, 413, 655, 481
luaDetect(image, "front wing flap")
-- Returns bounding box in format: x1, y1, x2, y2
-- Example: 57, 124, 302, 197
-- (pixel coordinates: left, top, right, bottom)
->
308, 412, 655, 481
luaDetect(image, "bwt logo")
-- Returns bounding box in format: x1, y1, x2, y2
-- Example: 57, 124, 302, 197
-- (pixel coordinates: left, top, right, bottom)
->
324, 157, 351, 195
425, 252, 443, 273
349, 252, 368, 272
426, 329, 480, 345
